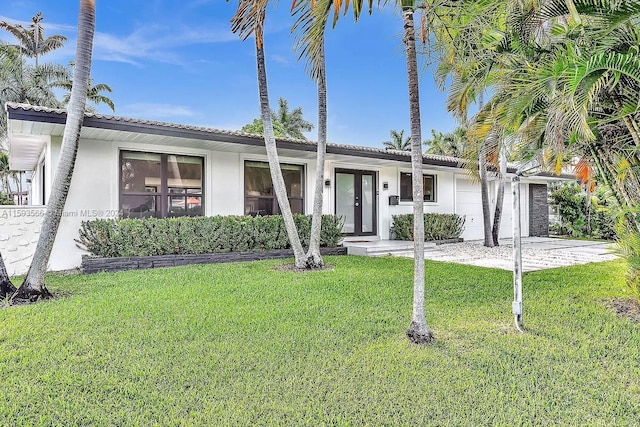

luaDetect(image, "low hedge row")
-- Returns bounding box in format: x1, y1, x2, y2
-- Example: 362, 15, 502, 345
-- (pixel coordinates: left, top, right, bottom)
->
391, 213, 465, 241
76, 215, 344, 258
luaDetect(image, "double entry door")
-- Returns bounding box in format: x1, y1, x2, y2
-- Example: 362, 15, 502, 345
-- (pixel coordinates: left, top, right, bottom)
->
335, 169, 377, 236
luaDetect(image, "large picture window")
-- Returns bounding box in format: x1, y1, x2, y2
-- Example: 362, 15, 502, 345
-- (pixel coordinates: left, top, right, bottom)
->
244, 161, 304, 216
400, 172, 437, 202
120, 151, 204, 218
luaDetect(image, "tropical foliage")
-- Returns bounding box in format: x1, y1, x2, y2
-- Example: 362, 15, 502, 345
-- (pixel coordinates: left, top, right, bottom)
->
424, 127, 468, 158
382, 129, 411, 151
241, 97, 313, 140
427, 0, 640, 298
549, 183, 616, 240
0, 13, 114, 142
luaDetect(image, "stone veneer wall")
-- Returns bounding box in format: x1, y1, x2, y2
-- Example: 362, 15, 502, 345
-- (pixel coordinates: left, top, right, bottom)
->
0, 206, 45, 276
528, 184, 549, 237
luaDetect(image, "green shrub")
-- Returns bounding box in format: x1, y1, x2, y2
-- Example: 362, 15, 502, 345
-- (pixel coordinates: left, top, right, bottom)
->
614, 212, 640, 302
76, 214, 344, 258
391, 213, 465, 241
549, 183, 616, 240
0, 192, 13, 205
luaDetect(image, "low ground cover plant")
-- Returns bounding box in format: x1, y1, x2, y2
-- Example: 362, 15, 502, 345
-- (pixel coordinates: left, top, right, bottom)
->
391, 213, 465, 241
77, 214, 344, 257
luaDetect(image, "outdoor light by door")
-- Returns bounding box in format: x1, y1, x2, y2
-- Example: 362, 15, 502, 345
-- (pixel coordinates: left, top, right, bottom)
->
324, 179, 331, 187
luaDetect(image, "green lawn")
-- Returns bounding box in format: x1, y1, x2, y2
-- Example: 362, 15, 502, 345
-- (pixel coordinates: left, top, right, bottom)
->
1, 257, 638, 425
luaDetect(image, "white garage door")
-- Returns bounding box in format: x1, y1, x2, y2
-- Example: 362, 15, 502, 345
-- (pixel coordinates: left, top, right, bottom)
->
455, 177, 484, 241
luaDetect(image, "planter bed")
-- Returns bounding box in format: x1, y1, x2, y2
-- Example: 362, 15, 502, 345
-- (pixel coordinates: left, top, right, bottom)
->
81, 247, 347, 274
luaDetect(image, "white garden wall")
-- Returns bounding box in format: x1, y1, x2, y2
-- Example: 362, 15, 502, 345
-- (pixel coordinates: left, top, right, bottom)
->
0, 206, 45, 276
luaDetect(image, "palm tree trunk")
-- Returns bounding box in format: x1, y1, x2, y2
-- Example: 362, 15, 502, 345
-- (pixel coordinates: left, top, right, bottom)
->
254, 36, 306, 268
0, 251, 16, 298
479, 140, 494, 247
14, 0, 95, 301
305, 36, 327, 269
403, 5, 434, 345
491, 142, 507, 245
477, 95, 494, 247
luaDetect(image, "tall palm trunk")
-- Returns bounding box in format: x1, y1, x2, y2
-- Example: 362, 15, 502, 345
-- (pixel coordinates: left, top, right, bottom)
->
254, 35, 306, 268
491, 142, 507, 245
305, 36, 327, 269
477, 92, 494, 247
13, 0, 95, 301
479, 139, 494, 247
403, 5, 434, 345
0, 251, 16, 298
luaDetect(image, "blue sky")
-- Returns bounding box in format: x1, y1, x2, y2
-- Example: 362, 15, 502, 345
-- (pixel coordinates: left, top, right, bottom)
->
1, 0, 458, 148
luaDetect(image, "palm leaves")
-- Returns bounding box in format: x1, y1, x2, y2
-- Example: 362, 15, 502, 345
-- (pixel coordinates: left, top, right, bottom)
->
383, 129, 411, 151
0, 13, 67, 67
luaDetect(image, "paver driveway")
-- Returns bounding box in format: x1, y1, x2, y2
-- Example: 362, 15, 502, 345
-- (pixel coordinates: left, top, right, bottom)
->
413, 237, 617, 272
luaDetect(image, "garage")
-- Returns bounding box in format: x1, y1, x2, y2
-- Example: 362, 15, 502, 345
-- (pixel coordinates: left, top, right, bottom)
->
455, 176, 484, 241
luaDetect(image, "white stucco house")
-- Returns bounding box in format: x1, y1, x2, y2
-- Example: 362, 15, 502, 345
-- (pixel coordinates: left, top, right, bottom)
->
1, 103, 563, 275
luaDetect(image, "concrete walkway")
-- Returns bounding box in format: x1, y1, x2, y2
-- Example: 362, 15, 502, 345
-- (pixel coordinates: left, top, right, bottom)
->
343, 237, 618, 272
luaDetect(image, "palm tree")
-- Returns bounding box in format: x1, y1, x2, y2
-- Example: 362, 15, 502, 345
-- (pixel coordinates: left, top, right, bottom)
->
0, 45, 69, 140
401, 0, 434, 344
0, 12, 67, 67
383, 129, 411, 151
424, 127, 467, 158
273, 97, 314, 139
292, 1, 332, 268
14, 0, 96, 301
231, 0, 307, 269
240, 98, 312, 139
58, 64, 116, 112
0, 251, 15, 298
293, 0, 434, 343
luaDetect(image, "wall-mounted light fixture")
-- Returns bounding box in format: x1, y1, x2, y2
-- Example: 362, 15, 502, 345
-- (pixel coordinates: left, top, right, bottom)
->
324, 179, 331, 187
382, 182, 389, 190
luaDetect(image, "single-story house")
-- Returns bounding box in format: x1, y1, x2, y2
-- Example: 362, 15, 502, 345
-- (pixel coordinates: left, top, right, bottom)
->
1, 102, 564, 275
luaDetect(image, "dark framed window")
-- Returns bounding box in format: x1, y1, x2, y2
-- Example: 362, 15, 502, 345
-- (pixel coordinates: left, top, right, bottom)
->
120, 151, 204, 218
244, 161, 304, 216
400, 172, 437, 202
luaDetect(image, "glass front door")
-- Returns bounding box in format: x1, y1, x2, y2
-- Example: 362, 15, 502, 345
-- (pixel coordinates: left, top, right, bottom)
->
335, 169, 377, 236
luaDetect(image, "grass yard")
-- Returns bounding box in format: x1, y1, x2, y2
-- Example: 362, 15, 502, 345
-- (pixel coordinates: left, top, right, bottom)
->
0, 256, 639, 425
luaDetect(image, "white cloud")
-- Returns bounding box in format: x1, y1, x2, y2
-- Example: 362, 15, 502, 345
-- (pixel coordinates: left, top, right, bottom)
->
92, 24, 238, 65
0, 14, 239, 66
119, 103, 197, 119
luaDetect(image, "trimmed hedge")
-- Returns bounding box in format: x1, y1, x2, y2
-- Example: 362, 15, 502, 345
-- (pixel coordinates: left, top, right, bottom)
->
391, 213, 465, 241
76, 215, 344, 258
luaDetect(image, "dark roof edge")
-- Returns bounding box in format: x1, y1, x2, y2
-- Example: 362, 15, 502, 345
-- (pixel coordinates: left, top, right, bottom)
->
7, 103, 468, 168
6, 103, 571, 178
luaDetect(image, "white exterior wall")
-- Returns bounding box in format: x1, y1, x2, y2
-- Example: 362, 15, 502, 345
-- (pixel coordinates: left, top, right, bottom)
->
8, 134, 540, 274
21, 138, 321, 273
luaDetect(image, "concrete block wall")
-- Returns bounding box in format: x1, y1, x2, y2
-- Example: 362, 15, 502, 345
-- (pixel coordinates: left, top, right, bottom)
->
0, 206, 45, 276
